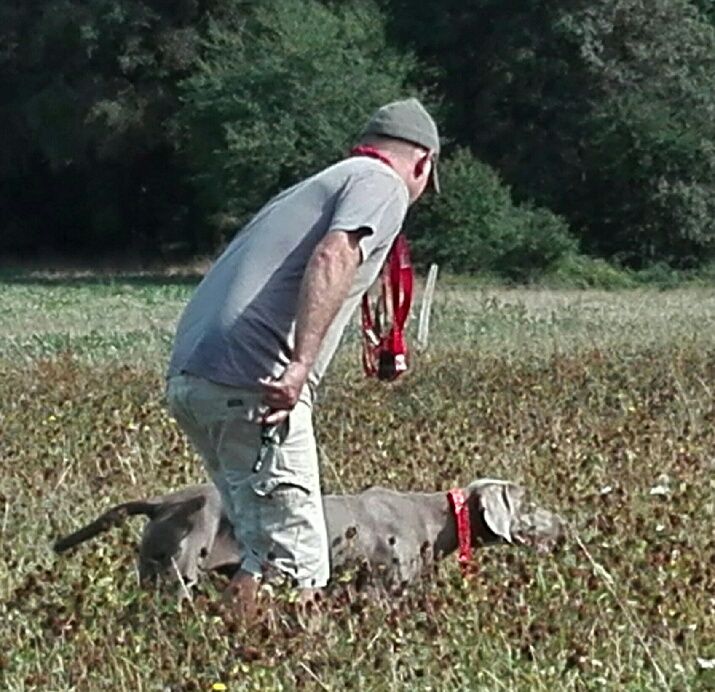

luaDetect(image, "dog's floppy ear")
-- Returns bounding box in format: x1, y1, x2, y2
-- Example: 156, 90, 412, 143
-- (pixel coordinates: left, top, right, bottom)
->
138, 495, 209, 579
53, 500, 160, 553
468, 482, 525, 544
467, 479, 565, 552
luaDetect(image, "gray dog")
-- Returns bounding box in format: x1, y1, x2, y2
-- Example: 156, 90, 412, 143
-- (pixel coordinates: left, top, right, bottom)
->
54, 480, 563, 590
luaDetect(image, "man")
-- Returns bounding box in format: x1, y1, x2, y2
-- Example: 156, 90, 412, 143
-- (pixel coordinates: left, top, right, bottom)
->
166, 98, 440, 617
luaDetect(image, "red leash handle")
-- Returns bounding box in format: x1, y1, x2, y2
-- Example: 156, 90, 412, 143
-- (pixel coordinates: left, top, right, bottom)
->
360, 236, 413, 380
390, 234, 413, 328
385, 233, 413, 362
351, 145, 414, 382
447, 488, 473, 576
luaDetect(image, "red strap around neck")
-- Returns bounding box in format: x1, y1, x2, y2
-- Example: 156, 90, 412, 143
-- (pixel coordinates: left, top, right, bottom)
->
350, 144, 394, 169
447, 488, 472, 576
351, 146, 414, 381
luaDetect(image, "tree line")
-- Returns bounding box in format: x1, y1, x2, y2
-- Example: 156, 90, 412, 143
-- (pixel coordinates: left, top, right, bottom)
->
2, 0, 715, 278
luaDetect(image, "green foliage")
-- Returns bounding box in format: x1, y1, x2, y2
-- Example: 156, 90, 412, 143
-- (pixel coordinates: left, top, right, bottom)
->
559, 1, 715, 266
544, 255, 639, 290
4, 0, 715, 278
386, 0, 715, 268
0, 0, 229, 255
691, 0, 715, 23
408, 148, 576, 280
175, 0, 420, 239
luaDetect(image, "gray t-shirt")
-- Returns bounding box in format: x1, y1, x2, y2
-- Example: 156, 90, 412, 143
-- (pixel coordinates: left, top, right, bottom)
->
167, 157, 410, 393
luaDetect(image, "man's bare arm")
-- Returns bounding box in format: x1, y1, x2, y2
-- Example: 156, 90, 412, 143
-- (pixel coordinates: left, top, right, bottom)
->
293, 230, 363, 367
260, 230, 363, 422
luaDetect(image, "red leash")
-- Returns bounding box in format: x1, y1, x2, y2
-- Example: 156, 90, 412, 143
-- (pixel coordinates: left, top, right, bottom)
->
447, 488, 473, 577
351, 146, 414, 381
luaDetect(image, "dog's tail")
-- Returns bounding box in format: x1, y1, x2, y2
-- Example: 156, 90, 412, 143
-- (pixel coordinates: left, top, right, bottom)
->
53, 500, 160, 553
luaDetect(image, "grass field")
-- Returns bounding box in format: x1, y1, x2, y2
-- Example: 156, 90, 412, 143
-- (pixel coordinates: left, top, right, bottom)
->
1, 272, 714, 690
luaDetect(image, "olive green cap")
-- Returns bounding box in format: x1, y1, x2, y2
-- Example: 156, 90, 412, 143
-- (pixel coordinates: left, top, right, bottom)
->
361, 97, 441, 192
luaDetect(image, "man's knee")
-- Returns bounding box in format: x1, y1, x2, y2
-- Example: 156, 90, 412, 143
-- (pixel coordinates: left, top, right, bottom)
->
238, 484, 330, 588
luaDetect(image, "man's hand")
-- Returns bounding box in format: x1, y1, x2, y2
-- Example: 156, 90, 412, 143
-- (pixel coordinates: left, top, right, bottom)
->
259, 361, 310, 424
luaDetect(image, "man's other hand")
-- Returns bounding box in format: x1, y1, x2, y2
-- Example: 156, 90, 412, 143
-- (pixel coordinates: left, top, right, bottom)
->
259, 362, 310, 424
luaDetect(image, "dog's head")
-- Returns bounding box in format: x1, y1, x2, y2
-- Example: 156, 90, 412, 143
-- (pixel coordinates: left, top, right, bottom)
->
466, 480, 564, 553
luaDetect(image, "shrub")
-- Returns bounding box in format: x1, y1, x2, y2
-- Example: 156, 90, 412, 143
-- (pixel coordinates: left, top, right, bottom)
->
544, 254, 638, 290
386, 0, 715, 268
408, 148, 577, 280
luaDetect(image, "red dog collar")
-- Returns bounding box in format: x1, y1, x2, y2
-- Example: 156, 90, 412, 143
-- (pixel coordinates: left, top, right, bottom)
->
447, 488, 472, 575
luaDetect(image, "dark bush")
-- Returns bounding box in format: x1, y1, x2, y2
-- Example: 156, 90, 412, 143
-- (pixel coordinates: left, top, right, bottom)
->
408, 148, 576, 280
385, 0, 715, 268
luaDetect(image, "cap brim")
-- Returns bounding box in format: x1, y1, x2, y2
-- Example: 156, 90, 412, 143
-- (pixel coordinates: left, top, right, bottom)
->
430, 161, 441, 194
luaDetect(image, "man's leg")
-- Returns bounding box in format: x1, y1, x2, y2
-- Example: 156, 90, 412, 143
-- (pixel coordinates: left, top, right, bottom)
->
166, 374, 267, 618
168, 375, 329, 616
220, 399, 330, 606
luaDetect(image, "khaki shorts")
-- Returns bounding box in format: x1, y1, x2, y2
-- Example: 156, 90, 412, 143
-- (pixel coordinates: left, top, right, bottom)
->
166, 373, 329, 588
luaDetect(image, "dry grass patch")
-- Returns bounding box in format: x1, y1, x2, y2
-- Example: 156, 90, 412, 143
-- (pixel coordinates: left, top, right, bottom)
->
1, 279, 714, 689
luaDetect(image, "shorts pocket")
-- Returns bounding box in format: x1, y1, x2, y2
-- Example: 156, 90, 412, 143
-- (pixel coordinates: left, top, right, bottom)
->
248, 480, 317, 585
250, 422, 311, 498
213, 400, 265, 474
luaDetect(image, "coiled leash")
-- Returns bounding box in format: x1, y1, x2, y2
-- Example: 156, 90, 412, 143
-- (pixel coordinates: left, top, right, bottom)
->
350, 145, 414, 382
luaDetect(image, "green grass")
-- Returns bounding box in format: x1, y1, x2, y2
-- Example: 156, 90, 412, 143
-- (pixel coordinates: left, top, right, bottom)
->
1, 273, 714, 690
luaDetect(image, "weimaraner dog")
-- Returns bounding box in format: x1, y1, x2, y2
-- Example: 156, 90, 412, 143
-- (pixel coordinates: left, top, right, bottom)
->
54, 480, 563, 590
